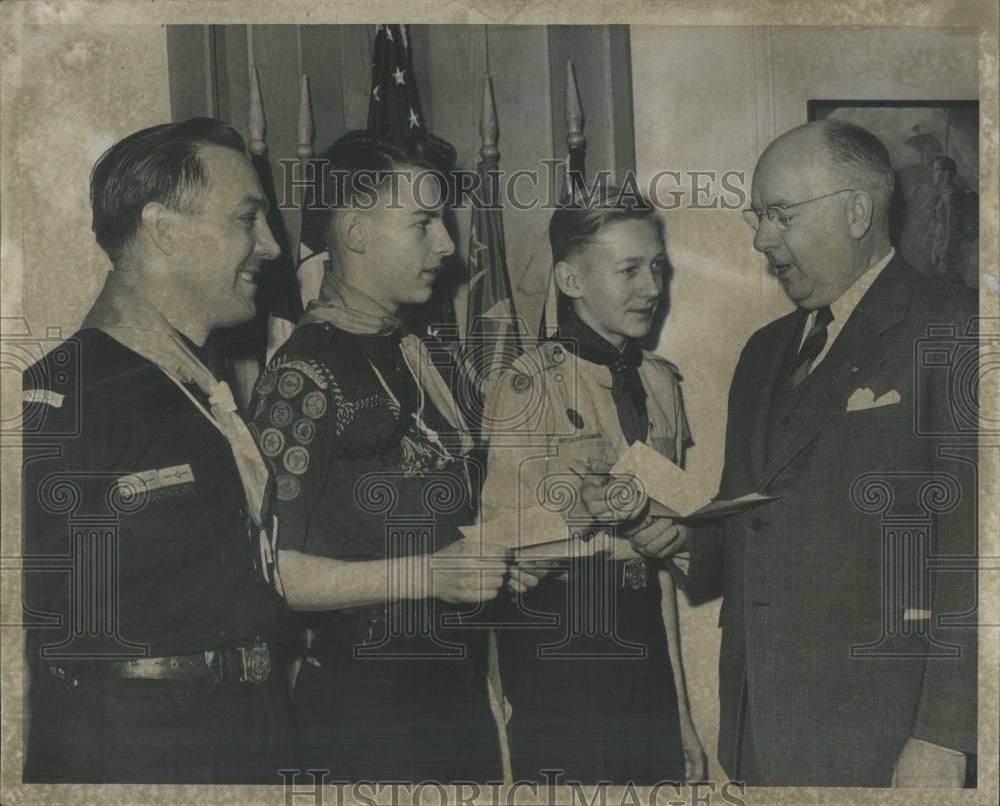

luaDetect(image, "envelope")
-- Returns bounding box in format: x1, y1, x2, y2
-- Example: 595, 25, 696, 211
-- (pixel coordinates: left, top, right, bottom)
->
610, 441, 777, 521
459, 506, 570, 550
847, 387, 901, 412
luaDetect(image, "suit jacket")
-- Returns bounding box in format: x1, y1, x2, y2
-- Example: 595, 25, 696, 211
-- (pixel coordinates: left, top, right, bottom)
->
687, 257, 978, 786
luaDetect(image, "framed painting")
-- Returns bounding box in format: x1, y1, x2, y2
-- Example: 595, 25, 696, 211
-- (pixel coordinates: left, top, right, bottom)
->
808, 99, 979, 287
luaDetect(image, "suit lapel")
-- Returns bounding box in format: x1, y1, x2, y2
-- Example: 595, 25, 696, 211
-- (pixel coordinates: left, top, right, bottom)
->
739, 313, 804, 491
761, 257, 913, 486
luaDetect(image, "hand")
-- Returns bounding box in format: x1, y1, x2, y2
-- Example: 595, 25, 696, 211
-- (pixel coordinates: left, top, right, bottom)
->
680, 715, 707, 783
506, 559, 548, 594
891, 737, 966, 787
429, 539, 509, 605
573, 459, 649, 524
627, 516, 690, 560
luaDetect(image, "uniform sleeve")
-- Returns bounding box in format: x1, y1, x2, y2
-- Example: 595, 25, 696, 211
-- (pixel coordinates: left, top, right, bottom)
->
22, 362, 84, 627
673, 370, 693, 468
248, 360, 341, 555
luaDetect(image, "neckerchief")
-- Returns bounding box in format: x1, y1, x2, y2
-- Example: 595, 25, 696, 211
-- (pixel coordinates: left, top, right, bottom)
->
556, 296, 649, 445
81, 272, 283, 592
299, 274, 473, 454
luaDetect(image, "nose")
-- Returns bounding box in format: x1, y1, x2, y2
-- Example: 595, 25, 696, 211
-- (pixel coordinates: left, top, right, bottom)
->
431, 219, 455, 257
256, 218, 281, 261
639, 263, 663, 301
752, 216, 781, 253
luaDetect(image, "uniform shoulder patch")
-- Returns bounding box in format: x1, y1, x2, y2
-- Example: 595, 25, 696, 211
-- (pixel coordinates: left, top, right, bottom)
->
509, 343, 559, 378
265, 357, 330, 390
510, 371, 533, 394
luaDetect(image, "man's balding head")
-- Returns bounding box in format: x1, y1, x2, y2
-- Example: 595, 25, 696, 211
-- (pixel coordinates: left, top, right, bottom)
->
749, 120, 895, 309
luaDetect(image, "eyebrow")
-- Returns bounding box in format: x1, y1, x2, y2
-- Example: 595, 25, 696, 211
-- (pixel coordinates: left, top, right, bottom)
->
411, 208, 442, 218
240, 195, 270, 214
615, 253, 664, 265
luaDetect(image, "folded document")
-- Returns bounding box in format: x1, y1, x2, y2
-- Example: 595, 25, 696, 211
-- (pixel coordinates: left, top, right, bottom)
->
611, 441, 776, 520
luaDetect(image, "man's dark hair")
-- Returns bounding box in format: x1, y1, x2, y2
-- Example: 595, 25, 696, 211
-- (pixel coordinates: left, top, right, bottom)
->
90, 117, 247, 268
549, 184, 661, 266
821, 120, 896, 209
306, 129, 457, 252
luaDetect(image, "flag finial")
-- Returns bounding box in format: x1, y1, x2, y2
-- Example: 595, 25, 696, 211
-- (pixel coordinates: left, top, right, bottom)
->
296, 74, 314, 160
248, 66, 266, 156
565, 60, 585, 152
479, 73, 500, 164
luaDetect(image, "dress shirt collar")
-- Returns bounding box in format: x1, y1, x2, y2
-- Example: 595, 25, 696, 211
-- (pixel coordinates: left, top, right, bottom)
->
801, 247, 896, 364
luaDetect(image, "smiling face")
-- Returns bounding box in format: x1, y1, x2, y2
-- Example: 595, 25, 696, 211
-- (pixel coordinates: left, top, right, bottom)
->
169, 144, 280, 331
351, 168, 455, 313
559, 217, 666, 351
750, 128, 865, 310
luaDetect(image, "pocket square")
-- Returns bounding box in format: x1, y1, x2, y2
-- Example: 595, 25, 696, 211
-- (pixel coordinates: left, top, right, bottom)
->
847, 387, 901, 412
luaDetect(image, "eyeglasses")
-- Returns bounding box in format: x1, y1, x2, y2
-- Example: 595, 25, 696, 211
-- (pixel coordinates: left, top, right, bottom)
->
742, 188, 856, 232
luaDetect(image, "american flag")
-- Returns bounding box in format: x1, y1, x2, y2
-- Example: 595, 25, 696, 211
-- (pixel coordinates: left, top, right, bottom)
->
366, 24, 458, 349
368, 24, 425, 136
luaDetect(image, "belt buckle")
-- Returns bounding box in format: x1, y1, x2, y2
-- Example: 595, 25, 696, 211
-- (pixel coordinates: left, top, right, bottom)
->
621, 558, 648, 590
238, 642, 270, 683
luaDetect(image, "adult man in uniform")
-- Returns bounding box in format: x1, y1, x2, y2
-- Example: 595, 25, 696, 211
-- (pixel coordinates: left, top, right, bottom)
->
22, 117, 290, 783
248, 130, 508, 782
629, 120, 978, 786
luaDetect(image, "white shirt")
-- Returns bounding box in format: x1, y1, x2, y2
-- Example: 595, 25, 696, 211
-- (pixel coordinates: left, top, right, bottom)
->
800, 247, 896, 372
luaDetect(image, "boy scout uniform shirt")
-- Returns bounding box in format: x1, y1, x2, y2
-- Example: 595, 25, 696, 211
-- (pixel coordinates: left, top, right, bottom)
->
249, 321, 475, 564
21, 329, 288, 659
480, 340, 691, 784
248, 321, 500, 782
482, 340, 691, 524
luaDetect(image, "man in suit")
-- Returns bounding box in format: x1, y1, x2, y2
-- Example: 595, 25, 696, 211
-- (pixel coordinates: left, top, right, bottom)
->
627, 119, 978, 786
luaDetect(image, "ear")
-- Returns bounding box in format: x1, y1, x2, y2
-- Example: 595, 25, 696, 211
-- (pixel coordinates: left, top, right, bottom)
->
553, 260, 583, 299
337, 210, 368, 254
140, 202, 178, 256
846, 190, 874, 240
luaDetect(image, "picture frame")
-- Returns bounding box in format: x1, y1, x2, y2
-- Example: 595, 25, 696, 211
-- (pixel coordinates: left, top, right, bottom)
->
808, 99, 980, 287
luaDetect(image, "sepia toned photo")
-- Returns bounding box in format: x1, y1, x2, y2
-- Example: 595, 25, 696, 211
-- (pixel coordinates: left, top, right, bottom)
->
1, 2, 997, 805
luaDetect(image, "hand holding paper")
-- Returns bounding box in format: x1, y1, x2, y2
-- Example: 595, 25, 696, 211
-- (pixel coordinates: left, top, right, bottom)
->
577, 469, 649, 525
610, 441, 777, 521
627, 516, 690, 560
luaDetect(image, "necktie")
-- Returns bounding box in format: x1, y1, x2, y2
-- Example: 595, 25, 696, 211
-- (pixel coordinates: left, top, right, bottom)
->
791, 306, 834, 387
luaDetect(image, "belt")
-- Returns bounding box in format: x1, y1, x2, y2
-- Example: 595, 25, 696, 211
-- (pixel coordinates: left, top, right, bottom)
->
99, 640, 272, 685
550, 557, 651, 590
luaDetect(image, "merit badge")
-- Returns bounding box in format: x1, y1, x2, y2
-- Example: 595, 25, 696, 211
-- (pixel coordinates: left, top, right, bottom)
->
259, 428, 285, 457
275, 474, 301, 501
283, 446, 310, 475
255, 371, 277, 396
292, 417, 316, 445
270, 400, 294, 428
278, 370, 304, 399
302, 390, 327, 419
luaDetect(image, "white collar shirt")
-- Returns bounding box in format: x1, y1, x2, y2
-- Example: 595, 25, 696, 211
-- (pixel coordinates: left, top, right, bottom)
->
800, 247, 896, 372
